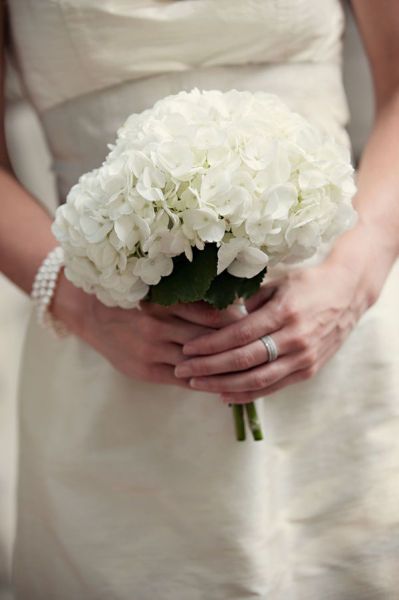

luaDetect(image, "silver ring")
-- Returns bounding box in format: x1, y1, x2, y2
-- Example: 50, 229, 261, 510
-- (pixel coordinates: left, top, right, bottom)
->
260, 335, 279, 362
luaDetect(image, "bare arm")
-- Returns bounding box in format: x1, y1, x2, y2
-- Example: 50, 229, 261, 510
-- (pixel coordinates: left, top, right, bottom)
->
0, 2, 58, 294
326, 0, 399, 296
176, 1, 399, 400
0, 2, 235, 388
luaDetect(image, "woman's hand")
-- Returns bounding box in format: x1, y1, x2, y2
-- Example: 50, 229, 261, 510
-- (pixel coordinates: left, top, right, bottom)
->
52, 271, 243, 388
175, 257, 376, 402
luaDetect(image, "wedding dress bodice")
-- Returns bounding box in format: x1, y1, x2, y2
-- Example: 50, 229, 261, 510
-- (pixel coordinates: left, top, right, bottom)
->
8, 0, 349, 200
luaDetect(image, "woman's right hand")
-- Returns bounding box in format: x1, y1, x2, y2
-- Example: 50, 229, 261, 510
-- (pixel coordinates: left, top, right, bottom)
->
51, 271, 243, 388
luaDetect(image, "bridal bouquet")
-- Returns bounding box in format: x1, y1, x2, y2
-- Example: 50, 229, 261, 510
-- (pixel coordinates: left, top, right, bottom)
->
52, 89, 356, 441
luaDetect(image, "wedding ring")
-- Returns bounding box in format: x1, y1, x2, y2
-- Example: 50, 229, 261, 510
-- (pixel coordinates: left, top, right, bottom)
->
260, 335, 279, 362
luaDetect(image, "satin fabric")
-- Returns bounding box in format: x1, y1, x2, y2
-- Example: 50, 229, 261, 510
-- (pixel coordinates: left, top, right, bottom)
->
7, 1, 399, 598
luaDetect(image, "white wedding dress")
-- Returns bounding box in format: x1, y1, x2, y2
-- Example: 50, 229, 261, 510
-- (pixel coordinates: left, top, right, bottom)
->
7, 1, 399, 598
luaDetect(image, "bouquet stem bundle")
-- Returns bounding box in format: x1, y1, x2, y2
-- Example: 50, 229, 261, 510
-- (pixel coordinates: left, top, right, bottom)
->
232, 403, 263, 441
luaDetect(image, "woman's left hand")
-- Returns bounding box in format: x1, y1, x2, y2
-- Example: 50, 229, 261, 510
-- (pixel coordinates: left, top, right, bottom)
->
174, 260, 374, 403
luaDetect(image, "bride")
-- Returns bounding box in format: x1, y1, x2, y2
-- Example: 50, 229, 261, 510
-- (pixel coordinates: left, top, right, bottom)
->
2, 1, 399, 598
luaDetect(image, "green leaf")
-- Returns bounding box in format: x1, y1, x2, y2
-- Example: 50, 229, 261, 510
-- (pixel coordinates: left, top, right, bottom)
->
203, 270, 242, 309
204, 267, 267, 310
236, 267, 267, 300
148, 244, 218, 306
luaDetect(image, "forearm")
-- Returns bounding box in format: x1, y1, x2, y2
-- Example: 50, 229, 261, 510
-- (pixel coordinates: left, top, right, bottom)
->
0, 166, 58, 294
326, 88, 399, 303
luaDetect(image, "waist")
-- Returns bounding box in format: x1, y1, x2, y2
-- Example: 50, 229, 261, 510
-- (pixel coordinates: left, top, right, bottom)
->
39, 62, 350, 203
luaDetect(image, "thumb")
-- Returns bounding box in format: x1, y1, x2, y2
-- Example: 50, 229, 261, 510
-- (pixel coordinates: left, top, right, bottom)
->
244, 279, 281, 313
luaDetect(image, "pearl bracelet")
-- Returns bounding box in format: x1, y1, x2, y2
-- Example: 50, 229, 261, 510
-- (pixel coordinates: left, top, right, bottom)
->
30, 246, 69, 338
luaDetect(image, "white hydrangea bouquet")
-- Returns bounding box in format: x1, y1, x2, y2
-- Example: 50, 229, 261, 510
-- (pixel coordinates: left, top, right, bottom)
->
52, 89, 356, 442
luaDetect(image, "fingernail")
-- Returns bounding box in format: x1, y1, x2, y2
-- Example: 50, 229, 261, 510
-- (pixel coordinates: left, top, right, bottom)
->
190, 378, 203, 389
175, 365, 191, 378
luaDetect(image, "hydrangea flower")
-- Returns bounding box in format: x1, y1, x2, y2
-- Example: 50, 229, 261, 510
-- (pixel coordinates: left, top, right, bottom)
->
52, 89, 356, 308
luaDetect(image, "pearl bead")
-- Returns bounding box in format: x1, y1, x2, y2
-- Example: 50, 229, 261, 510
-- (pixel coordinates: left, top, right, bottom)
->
30, 246, 68, 339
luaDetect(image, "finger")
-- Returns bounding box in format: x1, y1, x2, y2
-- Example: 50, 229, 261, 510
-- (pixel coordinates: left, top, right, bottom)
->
244, 279, 282, 313
189, 352, 305, 393
175, 325, 303, 378
139, 300, 175, 317
176, 339, 267, 378
183, 298, 282, 356
145, 342, 185, 366
137, 312, 214, 346
157, 318, 215, 345
140, 299, 240, 328
142, 363, 191, 388
220, 342, 338, 403
171, 301, 246, 328
220, 369, 314, 403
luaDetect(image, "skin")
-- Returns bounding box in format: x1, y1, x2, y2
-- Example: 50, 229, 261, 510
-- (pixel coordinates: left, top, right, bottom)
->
175, 1, 399, 403
1, 2, 399, 400
0, 2, 242, 389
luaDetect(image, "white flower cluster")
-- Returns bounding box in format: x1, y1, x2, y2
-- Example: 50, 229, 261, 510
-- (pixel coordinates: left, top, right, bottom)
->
52, 89, 357, 308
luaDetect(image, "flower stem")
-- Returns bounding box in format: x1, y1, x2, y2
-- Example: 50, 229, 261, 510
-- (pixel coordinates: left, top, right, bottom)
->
244, 401, 263, 441
232, 404, 246, 441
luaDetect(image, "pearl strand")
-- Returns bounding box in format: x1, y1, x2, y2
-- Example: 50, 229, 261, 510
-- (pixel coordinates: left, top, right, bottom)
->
31, 246, 69, 338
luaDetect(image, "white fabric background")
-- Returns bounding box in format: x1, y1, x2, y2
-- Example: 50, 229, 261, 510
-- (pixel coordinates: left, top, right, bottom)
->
0, 5, 374, 596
